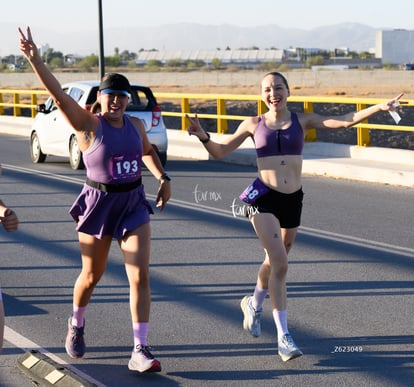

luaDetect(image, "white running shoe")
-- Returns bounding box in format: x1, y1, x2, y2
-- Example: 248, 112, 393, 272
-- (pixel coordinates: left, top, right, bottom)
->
278, 334, 303, 361
128, 345, 161, 373
240, 295, 262, 337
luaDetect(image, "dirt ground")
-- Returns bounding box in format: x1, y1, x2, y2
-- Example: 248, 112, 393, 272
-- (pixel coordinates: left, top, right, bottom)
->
155, 83, 414, 99
2, 70, 413, 150
3, 69, 414, 99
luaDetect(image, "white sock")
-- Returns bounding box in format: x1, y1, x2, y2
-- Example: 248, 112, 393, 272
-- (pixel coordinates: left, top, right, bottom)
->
252, 285, 268, 311
272, 309, 289, 340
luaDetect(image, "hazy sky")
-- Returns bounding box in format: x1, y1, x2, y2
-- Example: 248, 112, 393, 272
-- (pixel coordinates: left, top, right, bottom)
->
3, 0, 413, 55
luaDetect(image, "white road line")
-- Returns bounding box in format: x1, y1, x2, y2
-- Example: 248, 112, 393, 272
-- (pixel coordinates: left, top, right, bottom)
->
2, 163, 85, 185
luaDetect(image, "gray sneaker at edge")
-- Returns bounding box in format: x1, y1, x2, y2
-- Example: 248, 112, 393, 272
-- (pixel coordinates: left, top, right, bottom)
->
240, 295, 262, 337
128, 345, 161, 373
278, 333, 303, 361
65, 317, 85, 359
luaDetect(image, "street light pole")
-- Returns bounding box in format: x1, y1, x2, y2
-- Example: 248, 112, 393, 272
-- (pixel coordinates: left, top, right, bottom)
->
98, 0, 105, 79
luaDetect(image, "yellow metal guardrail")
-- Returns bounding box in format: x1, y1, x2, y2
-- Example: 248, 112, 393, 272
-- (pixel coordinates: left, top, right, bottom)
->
1, 89, 413, 147
154, 92, 414, 146
0, 89, 49, 118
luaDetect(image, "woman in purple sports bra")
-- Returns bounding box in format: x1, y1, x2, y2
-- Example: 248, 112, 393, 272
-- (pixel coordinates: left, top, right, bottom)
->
187, 71, 403, 363
19, 26, 171, 373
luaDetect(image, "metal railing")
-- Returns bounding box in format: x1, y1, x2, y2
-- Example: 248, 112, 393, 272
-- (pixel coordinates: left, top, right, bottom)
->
154, 92, 414, 146
1, 88, 413, 146
0, 89, 49, 118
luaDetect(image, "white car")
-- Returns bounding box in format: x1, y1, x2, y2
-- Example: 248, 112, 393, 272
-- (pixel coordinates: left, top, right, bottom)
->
30, 80, 168, 169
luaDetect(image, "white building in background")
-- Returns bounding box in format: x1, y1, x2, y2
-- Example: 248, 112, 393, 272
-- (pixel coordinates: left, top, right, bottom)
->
37, 43, 49, 57
136, 49, 286, 67
376, 29, 414, 65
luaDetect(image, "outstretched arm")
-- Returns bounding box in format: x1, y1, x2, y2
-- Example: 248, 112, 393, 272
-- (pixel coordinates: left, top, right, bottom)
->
18, 26, 96, 134
186, 114, 252, 159
302, 93, 406, 131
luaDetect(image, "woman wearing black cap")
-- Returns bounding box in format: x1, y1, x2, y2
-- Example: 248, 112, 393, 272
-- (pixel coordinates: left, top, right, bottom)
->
19, 26, 170, 373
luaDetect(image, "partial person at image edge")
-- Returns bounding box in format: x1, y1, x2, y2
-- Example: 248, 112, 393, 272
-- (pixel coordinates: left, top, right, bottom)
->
0, 163, 19, 352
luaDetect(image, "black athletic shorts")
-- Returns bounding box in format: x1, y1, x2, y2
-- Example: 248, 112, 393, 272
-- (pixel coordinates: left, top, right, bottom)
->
249, 187, 304, 229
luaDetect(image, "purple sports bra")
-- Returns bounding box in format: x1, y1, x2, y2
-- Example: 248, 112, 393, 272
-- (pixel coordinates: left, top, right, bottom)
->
254, 112, 304, 158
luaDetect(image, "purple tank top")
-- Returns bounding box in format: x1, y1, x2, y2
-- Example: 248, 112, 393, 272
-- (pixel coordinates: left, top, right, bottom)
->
254, 112, 304, 158
83, 114, 143, 184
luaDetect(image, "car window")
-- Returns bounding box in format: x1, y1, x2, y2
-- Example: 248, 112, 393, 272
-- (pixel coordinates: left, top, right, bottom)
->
86, 87, 99, 105
46, 87, 73, 112
45, 97, 55, 111
130, 89, 147, 108
127, 88, 152, 111
68, 87, 85, 103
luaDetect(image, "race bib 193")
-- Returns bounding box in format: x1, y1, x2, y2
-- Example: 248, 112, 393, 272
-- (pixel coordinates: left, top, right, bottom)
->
110, 153, 141, 181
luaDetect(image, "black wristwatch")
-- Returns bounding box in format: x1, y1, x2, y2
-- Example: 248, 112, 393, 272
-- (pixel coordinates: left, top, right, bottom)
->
159, 173, 171, 182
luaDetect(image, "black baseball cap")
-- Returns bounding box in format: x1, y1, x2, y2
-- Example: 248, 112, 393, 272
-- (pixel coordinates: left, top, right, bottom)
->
99, 73, 131, 95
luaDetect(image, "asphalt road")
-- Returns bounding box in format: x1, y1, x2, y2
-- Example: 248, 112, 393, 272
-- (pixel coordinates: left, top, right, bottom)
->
0, 133, 413, 386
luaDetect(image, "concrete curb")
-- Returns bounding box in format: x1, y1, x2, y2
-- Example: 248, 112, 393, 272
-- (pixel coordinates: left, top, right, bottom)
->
17, 350, 97, 386
0, 115, 32, 136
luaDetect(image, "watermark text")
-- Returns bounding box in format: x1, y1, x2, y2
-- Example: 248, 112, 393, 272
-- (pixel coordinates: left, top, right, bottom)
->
193, 184, 222, 204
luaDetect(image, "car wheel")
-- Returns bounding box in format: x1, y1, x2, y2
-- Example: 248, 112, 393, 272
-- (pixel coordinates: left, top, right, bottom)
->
30, 131, 46, 163
69, 135, 85, 170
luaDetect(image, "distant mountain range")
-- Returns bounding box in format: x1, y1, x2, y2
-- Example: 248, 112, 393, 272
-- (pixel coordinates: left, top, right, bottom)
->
103, 22, 379, 53
3, 22, 383, 56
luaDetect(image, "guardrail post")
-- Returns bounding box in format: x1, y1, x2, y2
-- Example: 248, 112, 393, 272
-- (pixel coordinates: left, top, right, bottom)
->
31, 94, 38, 118
303, 100, 317, 141
181, 97, 190, 130
258, 100, 267, 115
13, 93, 21, 117
356, 103, 371, 146
217, 98, 228, 134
